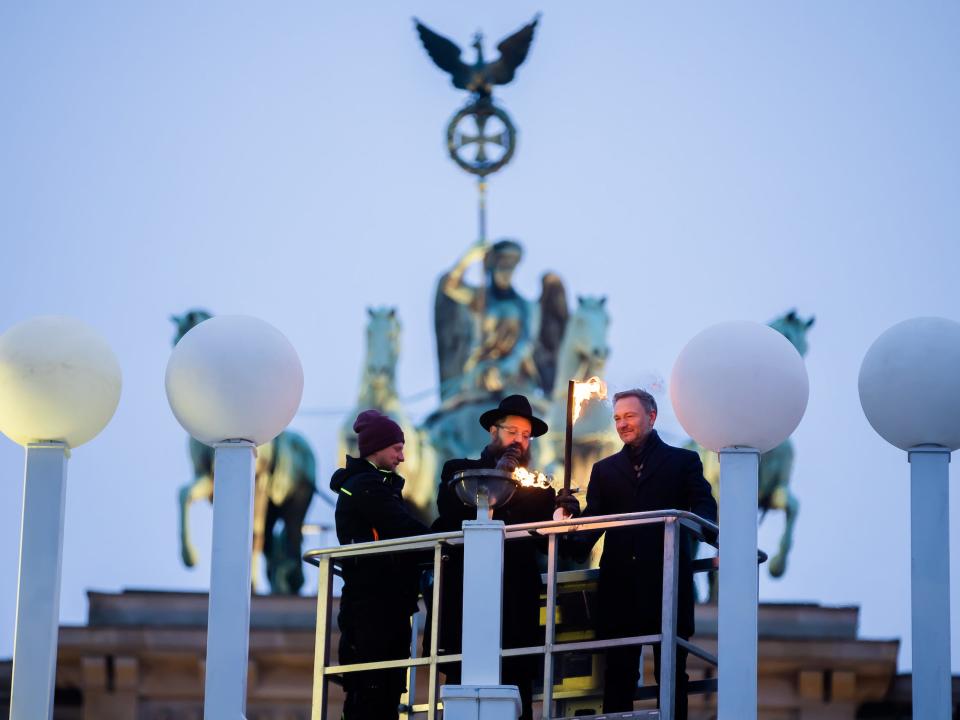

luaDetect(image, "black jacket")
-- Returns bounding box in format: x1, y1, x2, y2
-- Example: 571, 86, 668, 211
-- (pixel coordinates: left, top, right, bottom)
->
330, 456, 431, 617
576, 431, 717, 639
431, 448, 556, 655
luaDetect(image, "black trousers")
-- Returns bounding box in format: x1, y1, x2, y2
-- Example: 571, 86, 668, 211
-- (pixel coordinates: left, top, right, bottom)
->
338, 609, 412, 720
603, 644, 689, 720
428, 547, 542, 720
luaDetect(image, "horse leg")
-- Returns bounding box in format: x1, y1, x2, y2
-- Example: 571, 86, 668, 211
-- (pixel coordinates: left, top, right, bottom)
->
250, 473, 271, 593
768, 488, 799, 578
261, 500, 280, 593
760, 442, 795, 578
266, 482, 312, 594
178, 475, 212, 568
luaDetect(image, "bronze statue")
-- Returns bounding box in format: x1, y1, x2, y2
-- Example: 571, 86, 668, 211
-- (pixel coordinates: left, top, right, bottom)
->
759, 310, 815, 577
171, 309, 321, 595
414, 16, 540, 99
534, 272, 570, 395
434, 239, 570, 398
539, 296, 620, 512
440, 239, 539, 396
337, 307, 437, 522
427, 239, 569, 469
416, 16, 541, 179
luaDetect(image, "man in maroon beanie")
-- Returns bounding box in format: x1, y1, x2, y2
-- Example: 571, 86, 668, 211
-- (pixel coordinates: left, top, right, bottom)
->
330, 409, 430, 720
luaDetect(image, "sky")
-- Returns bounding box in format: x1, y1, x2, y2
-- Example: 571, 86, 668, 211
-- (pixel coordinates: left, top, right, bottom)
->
0, 2, 958, 673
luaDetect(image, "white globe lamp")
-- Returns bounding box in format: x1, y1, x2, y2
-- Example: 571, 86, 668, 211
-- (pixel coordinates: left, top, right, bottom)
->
670, 321, 809, 720
670, 321, 809, 453
165, 314, 303, 719
165, 314, 303, 446
859, 317, 959, 720
859, 316, 960, 452
0, 315, 121, 448
0, 316, 121, 720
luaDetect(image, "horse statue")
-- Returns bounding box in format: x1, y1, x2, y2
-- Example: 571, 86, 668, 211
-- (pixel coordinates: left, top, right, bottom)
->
540, 296, 620, 489
172, 309, 321, 595
337, 307, 437, 522
694, 309, 815, 597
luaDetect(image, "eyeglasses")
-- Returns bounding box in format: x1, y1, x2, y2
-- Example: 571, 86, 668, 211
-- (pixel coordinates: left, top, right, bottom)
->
497, 425, 532, 442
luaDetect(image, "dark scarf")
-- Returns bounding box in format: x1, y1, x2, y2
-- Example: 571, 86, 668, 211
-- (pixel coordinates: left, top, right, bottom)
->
627, 429, 658, 479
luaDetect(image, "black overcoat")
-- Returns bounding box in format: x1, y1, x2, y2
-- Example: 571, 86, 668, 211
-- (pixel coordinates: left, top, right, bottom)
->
430, 449, 556, 663
331, 456, 431, 619
577, 431, 717, 640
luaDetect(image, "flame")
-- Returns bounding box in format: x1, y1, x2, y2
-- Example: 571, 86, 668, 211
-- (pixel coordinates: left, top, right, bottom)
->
572, 376, 608, 424
512, 466, 553, 489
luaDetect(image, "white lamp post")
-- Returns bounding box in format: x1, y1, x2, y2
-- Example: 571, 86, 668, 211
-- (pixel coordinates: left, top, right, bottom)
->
165, 315, 303, 720
671, 321, 808, 720
0, 316, 121, 720
858, 316, 960, 720
441, 471, 522, 720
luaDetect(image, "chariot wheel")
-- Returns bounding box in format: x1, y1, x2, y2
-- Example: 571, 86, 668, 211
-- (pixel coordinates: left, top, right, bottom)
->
446, 98, 517, 177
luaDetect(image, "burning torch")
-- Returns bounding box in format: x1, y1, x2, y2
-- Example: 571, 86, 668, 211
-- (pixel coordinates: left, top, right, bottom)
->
556, 376, 608, 519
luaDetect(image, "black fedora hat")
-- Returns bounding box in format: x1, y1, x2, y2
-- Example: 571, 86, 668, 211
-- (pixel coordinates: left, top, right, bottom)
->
478, 394, 549, 437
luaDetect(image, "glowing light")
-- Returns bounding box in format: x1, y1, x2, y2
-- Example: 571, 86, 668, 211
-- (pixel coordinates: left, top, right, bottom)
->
572, 376, 607, 424
512, 466, 553, 489
0, 316, 122, 448
165, 315, 303, 446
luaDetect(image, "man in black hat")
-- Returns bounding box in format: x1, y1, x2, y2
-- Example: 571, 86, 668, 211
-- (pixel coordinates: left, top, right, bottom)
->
331, 410, 431, 720
430, 394, 556, 720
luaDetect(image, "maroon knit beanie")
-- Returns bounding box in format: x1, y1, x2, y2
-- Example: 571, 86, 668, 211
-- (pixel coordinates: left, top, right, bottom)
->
353, 410, 405, 457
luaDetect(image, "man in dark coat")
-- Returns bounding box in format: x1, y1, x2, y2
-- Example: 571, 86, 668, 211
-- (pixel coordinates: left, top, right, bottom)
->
330, 410, 431, 720
431, 394, 556, 720
559, 388, 717, 719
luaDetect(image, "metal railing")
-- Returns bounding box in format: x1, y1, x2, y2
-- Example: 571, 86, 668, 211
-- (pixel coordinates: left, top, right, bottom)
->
304, 510, 721, 720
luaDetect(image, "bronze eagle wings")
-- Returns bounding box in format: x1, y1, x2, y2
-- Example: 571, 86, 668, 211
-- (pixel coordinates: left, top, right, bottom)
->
414, 15, 540, 98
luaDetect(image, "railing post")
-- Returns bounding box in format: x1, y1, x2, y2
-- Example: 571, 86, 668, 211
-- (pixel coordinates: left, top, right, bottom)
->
659, 517, 680, 720
401, 611, 422, 719
310, 556, 332, 720
541, 533, 559, 719
460, 518, 505, 683
441, 518, 520, 720
427, 542, 444, 720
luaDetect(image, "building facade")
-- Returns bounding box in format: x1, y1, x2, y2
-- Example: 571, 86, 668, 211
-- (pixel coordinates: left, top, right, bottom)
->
2, 589, 950, 719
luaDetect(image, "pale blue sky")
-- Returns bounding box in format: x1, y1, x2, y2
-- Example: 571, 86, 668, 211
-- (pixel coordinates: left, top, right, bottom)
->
1, 2, 958, 672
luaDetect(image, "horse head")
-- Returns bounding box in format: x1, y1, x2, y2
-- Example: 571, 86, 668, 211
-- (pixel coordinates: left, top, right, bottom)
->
567, 295, 611, 378
364, 307, 401, 403
170, 308, 213, 346
769, 309, 815, 357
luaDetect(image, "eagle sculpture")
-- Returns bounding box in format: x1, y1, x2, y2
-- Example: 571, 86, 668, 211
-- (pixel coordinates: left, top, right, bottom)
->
414, 15, 540, 98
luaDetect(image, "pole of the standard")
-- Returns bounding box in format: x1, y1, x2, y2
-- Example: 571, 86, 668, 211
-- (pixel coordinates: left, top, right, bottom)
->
717, 447, 759, 720
441, 512, 520, 720
908, 445, 952, 720
460, 517, 504, 684
203, 440, 257, 720
477, 177, 488, 243
9, 443, 69, 720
